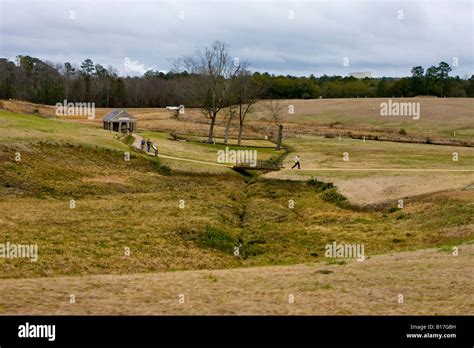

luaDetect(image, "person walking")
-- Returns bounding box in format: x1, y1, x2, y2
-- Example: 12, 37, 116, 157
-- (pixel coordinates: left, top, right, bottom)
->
146, 138, 151, 153
292, 154, 301, 169
140, 138, 145, 151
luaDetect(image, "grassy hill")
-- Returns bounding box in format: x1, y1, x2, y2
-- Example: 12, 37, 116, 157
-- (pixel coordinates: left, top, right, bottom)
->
1, 109, 472, 282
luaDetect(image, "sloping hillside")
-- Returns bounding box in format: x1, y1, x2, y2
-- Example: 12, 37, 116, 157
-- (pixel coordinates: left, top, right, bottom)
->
1, 244, 472, 315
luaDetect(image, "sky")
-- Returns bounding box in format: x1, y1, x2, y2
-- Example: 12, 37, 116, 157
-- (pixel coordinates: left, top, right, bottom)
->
0, 0, 473, 78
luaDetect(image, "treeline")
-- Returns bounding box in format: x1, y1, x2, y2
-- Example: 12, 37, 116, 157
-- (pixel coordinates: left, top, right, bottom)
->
257, 62, 474, 98
0, 56, 473, 109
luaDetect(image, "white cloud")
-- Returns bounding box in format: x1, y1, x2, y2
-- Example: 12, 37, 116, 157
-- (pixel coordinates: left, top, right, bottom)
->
123, 57, 149, 76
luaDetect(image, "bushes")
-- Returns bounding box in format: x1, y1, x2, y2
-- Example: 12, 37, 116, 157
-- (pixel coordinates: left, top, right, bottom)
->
190, 226, 265, 258
123, 134, 135, 145
388, 206, 401, 213
322, 187, 347, 203
240, 240, 265, 258
195, 227, 236, 254
152, 161, 171, 176
307, 178, 334, 191
308, 178, 347, 204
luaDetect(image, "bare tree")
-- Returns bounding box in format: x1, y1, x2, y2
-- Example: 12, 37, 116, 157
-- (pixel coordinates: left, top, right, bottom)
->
230, 69, 266, 146
176, 41, 240, 143
265, 100, 285, 150
223, 105, 236, 145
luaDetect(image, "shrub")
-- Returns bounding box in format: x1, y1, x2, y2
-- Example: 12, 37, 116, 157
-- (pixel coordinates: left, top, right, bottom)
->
123, 135, 135, 145
396, 212, 408, 220
157, 164, 171, 176
399, 128, 407, 135
195, 227, 236, 254
151, 160, 171, 175
307, 178, 334, 191
438, 244, 453, 252
241, 241, 265, 258
322, 187, 347, 203
388, 206, 400, 213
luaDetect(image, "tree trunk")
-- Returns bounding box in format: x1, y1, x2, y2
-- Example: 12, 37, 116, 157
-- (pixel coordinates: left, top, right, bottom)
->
224, 116, 232, 145
237, 123, 244, 146
207, 114, 216, 143
276, 124, 283, 150
65, 75, 69, 100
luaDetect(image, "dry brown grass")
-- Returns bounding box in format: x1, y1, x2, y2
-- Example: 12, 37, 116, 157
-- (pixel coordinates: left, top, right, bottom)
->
5, 97, 472, 142
266, 170, 474, 206
264, 133, 474, 205
1, 244, 472, 315
250, 97, 474, 139
1, 102, 472, 316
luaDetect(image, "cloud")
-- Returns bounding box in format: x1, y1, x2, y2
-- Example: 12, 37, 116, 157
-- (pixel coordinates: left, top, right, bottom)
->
0, 0, 472, 77
123, 57, 149, 76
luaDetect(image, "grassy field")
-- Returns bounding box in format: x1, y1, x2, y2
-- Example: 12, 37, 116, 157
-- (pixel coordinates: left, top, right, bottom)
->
0, 109, 128, 150
0, 103, 472, 314
2, 244, 472, 315
1, 109, 473, 278
4, 98, 473, 142
249, 98, 474, 141
264, 134, 474, 205
139, 130, 283, 164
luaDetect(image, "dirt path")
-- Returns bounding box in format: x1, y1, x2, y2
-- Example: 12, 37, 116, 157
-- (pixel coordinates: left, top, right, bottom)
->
298, 168, 474, 172
1, 244, 472, 315
131, 134, 231, 168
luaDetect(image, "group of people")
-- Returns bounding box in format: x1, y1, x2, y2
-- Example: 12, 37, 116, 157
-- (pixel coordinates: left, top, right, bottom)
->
140, 138, 158, 156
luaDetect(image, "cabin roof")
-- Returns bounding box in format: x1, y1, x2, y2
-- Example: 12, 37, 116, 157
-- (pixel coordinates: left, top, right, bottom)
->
103, 109, 137, 122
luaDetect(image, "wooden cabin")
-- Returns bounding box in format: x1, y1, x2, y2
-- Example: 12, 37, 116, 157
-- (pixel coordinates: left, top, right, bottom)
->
103, 109, 137, 133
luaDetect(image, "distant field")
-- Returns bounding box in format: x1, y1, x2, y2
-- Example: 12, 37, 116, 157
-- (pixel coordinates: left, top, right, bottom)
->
250, 98, 474, 140
3, 97, 473, 142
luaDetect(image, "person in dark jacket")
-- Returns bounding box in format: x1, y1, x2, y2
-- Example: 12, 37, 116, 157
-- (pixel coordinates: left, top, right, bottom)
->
140, 138, 146, 151
146, 139, 151, 152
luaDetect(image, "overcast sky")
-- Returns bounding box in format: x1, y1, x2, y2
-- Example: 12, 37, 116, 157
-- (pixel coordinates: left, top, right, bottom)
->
1, 0, 473, 77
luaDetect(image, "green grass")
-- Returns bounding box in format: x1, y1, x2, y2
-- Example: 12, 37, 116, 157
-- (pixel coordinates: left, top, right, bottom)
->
0, 110, 128, 151
281, 135, 474, 170
140, 130, 284, 164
